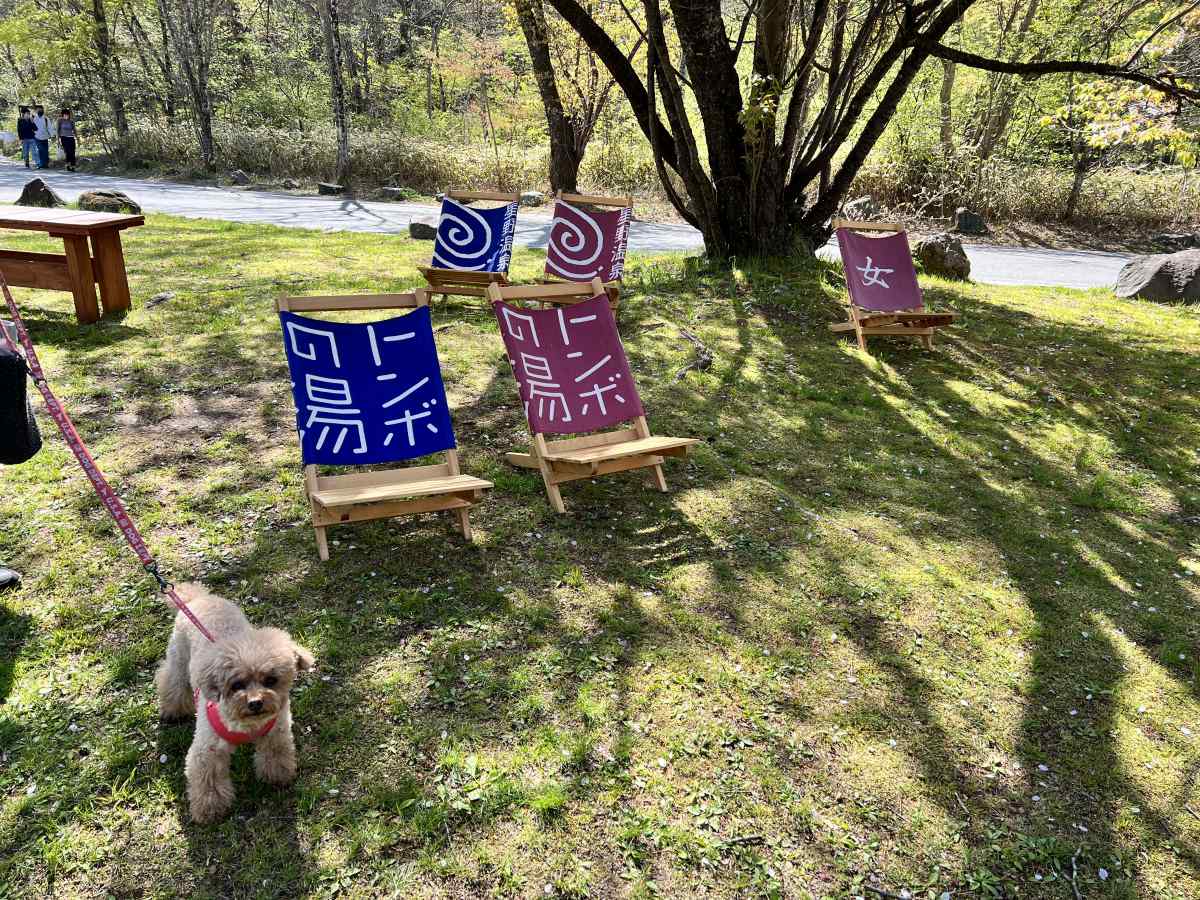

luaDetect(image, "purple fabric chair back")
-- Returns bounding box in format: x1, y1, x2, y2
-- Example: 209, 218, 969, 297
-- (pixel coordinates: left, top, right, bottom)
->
493, 294, 645, 435
836, 227, 923, 313
545, 201, 631, 282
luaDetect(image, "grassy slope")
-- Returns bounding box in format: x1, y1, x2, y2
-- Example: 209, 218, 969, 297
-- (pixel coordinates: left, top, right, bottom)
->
0, 216, 1198, 899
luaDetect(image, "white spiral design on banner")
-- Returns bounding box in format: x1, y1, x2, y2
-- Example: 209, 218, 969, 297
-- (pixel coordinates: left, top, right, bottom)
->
546, 203, 604, 279
432, 198, 494, 270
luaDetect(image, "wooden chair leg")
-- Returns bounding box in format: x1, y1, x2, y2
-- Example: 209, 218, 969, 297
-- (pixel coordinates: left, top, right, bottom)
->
314, 525, 330, 561
455, 507, 473, 540
544, 478, 567, 514
649, 463, 668, 493
922, 333, 934, 350
856, 325, 867, 353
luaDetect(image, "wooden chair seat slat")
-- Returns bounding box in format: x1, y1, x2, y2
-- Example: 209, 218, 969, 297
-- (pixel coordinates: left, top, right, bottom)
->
542, 436, 698, 465
312, 474, 492, 508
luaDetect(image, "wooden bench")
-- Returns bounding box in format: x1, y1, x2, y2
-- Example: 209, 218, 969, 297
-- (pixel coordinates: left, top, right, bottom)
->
0, 206, 144, 324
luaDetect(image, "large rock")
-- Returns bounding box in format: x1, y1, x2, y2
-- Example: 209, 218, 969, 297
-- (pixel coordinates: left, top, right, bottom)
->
317, 182, 344, 196
953, 207, 989, 235
520, 190, 547, 207
1114, 250, 1200, 303
78, 189, 141, 215
409, 216, 439, 240
842, 195, 882, 221
1152, 232, 1200, 252
228, 169, 251, 185
16, 178, 63, 208
915, 232, 971, 280
381, 186, 417, 201
282, 178, 300, 189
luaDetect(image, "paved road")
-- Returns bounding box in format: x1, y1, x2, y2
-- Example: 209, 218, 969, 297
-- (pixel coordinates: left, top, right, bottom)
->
0, 163, 1132, 289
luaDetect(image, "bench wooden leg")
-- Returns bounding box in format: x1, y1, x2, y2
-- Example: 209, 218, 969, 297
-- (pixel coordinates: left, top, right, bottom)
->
91, 230, 132, 315
649, 463, 669, 493
62, 235, 99, 324
454, 507, 473, 540
313, 525, 330, 561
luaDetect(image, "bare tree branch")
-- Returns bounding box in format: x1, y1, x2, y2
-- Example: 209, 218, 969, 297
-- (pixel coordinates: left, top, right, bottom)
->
544, 0, 680, 171
923, 41, 1200, 101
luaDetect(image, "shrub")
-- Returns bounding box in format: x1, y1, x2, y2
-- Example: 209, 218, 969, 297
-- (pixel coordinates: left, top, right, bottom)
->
117, 124, 1199, 230
853, 147, 1200, 229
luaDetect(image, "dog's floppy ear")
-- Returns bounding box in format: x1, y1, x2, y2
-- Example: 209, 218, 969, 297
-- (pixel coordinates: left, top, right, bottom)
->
197, 651, 228, 700
258, 627, 315, 673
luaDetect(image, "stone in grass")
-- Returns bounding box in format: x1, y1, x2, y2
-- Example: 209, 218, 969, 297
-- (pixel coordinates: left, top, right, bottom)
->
146, 291, 175, 307
953, 207, 989, 235
841, 195, 883, 220
409, 217, 439, 240
1114, 250, 1200, 303
228, 169, 251, 186
78, 189, 142, 215
16, 178, 63, 208
915, 232, 971, 280
317, 182, 344, 196
520, 190, 546, 207
381, 186, 417, 201
282, 178, 300, 189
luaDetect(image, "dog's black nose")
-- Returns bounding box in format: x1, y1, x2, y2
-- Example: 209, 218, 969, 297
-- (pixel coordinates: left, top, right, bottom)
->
247, 699, 263, 713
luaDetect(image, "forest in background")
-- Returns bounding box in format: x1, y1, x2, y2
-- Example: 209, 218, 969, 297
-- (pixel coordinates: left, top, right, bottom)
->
0, 0, 1195, 231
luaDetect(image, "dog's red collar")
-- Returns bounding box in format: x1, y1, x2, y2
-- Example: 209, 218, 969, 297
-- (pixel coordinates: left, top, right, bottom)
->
193, 688, 277, 745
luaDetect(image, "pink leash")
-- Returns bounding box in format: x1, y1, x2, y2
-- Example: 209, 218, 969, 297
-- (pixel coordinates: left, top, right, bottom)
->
0, 276, 216, 643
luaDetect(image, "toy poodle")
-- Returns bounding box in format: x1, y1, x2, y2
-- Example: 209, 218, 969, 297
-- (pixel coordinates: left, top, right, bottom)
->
154, 582, 315, 823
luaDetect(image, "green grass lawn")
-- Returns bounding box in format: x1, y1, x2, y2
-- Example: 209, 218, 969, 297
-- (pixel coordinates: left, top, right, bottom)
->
1, 215, 1199, 899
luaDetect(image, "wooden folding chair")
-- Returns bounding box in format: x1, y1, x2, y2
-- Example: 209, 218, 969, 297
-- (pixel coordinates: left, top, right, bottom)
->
416, 190, 520, 302
540, 191, 632, 311
276, 291, 492, 560
829, 219, 958, 352
487, 279, 698, 513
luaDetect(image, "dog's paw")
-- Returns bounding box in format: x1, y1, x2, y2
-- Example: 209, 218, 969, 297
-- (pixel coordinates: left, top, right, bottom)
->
189, 790, 233, 824
255, 749, 297, 785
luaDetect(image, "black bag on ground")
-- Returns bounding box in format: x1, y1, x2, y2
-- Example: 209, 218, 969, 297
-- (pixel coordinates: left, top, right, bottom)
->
0, 340, 41, 464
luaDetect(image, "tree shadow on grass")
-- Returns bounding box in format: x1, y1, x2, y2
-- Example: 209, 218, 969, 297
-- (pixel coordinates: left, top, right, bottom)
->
807, 290, 1200, 889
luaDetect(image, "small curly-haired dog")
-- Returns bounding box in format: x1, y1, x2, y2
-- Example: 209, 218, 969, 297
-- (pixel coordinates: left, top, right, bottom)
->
155, 582, 315, 823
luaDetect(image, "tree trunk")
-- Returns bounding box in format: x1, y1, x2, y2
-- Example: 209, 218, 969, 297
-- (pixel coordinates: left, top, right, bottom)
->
939, 59, 955, 154
320, 0, 351, 184
91, 0, 129, 137
515, 0, 582, 191
158, 0, 217, 170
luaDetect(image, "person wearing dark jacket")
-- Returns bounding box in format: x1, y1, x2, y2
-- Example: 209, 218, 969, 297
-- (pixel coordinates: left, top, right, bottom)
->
16, 108, 35, 169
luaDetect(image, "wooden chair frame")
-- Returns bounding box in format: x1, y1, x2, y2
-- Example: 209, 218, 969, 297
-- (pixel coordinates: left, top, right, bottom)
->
417, 190, 520, 302
276, 291, 492, 560
539, 190, 633, 311
487, 279, 698, 513
829, 218, 958, 352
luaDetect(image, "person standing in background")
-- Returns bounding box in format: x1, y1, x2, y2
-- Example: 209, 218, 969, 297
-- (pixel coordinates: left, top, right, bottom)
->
57, 109, 76, 172
16, 107, 34, 168
31, 105, 50, 169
